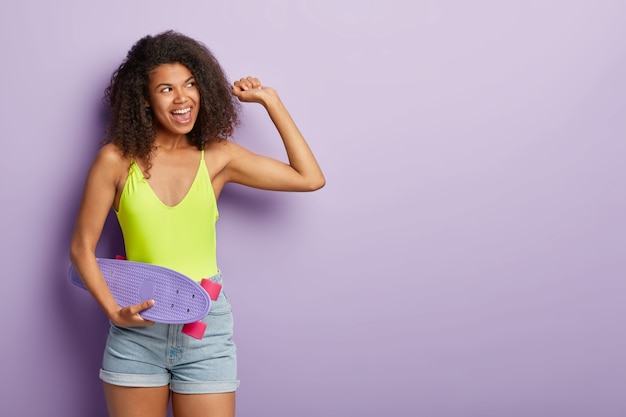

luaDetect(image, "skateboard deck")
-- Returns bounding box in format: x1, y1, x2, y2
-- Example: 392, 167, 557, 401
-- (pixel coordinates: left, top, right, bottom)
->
68, 258, 212, 325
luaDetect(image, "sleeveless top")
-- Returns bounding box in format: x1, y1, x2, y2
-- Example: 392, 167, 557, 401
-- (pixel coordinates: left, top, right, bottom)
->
115, 150, 219, 282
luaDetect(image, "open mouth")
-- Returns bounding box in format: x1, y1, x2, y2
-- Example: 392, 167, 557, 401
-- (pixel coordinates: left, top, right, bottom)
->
171, 107, 192, 123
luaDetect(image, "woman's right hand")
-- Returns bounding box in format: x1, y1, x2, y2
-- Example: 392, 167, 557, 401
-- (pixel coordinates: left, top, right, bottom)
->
109, 299, 156, 327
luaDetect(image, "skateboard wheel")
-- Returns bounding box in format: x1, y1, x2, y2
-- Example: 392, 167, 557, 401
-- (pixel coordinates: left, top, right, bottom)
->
182, 321, 206, 339
115, 255, 127, 260
200, 279, 222, 301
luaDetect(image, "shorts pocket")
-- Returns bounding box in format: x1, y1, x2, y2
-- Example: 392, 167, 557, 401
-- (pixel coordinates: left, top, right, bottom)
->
208, 291, 232, 315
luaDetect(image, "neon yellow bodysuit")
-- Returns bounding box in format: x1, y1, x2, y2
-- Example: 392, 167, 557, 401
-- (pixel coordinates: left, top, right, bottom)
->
116, 150, 219, 282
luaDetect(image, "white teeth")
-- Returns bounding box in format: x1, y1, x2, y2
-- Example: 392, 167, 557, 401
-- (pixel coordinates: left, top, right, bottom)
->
172, 108, 191, 114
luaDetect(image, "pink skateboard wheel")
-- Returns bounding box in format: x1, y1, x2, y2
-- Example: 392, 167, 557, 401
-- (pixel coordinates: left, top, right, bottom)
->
201, 279, 222, 301
181, 321, 207, 339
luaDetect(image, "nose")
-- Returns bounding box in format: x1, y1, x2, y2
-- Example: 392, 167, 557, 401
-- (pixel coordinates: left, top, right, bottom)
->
173, 88, 188, 104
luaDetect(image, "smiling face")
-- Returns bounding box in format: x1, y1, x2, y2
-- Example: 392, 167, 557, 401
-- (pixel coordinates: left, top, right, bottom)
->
146, 63, 200, 139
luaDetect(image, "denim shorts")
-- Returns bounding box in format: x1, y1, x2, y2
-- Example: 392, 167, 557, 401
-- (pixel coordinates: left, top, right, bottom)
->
99, 272, 239, 394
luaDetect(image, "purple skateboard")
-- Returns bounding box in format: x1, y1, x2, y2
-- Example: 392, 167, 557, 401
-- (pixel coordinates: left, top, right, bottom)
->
69, 258, 222, 338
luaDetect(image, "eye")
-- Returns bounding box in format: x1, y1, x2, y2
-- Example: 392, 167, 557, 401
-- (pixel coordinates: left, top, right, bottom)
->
161, 87, 172, 93
186, 82, 196, 88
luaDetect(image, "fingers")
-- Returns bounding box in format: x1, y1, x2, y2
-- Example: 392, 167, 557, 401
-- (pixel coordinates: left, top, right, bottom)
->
130, 299, 155, 314
231, 76, 276, 105
113, 300, 155, 327
232, 76, 262, 92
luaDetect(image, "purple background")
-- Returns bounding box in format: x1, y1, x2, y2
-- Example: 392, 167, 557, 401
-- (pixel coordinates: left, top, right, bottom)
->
1, 1, 625, 416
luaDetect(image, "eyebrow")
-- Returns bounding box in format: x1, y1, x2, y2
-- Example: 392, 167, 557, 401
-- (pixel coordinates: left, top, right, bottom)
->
155, 76, 196, 89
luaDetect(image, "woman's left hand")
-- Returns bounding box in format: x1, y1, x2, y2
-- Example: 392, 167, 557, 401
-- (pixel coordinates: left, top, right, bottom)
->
231, 76, 276, 105
222, 75, 325, 192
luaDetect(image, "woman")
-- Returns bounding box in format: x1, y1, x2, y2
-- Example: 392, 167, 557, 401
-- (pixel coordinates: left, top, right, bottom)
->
70, 30, 324, 417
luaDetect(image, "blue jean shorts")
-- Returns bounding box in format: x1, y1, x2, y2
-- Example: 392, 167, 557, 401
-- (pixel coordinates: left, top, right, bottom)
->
99, 272, 239, 394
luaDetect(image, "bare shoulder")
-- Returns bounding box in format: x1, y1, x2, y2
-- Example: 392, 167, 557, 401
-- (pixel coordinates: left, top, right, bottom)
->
90, 143, 131, 184
204, 138, 241, 154
96, 143, 127, 163
208, 138, 255, 162
203, 139, 249, 187
204, 139, 244, 167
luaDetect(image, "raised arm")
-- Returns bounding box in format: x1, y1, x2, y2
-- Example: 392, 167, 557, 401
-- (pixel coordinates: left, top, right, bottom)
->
223, 77, 325, 191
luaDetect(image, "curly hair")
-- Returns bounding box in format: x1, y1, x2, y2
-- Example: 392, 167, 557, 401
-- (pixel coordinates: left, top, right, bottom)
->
103, 30, 240, 171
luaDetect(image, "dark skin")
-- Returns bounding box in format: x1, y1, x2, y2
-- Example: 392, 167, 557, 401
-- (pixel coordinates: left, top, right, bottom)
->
70, 63, 325, 417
